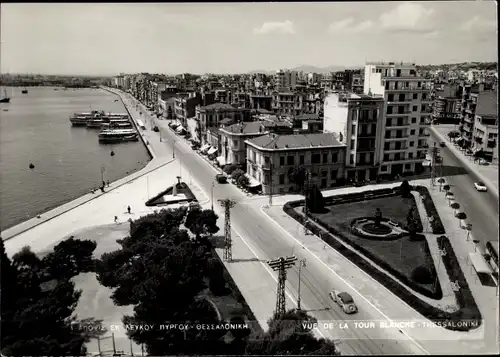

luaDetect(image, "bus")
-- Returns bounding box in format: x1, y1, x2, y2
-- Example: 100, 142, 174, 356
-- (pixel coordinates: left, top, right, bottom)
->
485, 240, 499, 274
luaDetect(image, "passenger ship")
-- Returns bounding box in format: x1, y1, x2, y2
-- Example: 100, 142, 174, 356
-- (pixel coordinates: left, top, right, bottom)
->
98, 128, 139, 143
69, 110, 104, 126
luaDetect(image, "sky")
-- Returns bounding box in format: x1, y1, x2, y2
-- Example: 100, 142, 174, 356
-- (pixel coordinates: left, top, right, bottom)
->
0, 2, 497, 76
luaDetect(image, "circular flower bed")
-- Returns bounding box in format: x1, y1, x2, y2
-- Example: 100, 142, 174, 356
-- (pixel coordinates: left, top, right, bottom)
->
362, 223, 392, 235
350, 217, 408, 240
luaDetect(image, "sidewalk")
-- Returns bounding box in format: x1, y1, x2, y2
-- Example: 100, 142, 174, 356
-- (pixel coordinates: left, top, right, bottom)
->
430, 125, 498, 199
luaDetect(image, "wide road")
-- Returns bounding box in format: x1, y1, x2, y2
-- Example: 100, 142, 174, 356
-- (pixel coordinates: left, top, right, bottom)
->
132, 99, 428, 355
427, 132, 499, 248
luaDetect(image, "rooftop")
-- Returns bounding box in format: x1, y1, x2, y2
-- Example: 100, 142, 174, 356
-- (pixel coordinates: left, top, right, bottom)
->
220, 121, 269, 135
246, 132, 344, 151
200, 102, 237, 111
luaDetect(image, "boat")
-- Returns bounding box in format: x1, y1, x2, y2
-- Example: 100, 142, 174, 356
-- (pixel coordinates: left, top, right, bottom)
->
69, 110, 104, 126
22, 88, 28, 94
102, 121, 133, 130
98, 128, 139, 143
0, 89, 10, 103
86, 118, 106, 128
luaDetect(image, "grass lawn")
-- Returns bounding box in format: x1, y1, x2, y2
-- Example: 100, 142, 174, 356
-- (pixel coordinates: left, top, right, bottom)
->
311, 195, 439, 296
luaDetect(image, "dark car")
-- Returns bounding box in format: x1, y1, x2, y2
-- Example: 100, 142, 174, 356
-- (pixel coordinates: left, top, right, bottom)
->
215, 174, 227, 184
435, 155, 443, 163
153, 126, 159, 132
439, 141, 446, 147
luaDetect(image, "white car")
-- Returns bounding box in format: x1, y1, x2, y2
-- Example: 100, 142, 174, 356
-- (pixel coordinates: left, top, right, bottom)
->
329, 290, 358, 314
474, 182, 487, 192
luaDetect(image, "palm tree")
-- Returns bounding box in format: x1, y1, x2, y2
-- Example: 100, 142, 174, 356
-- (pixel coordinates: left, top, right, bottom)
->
437, 178, 446, 191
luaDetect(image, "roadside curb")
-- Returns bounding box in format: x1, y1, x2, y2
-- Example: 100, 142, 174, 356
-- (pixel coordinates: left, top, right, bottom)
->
430, 126, 498, 199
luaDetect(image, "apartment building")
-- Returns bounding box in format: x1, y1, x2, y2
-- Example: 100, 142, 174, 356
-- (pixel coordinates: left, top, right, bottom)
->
218, 121, 270, 167
250, 94, 273, 111
245, 133, 346, 194
275, 70, 298, 89
431, 83, 461, 124
307, 73, 321, 85
473, 114, 498, 162
196, 103, 251, 141
272, 91, 304, 117
323, 92, 385, 181
363, 62, 432, 176
458, 83, 497, 149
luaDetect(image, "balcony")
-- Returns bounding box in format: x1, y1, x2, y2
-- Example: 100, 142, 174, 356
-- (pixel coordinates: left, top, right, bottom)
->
418, 132, 430, 137
417, 143, 429, 149
384, 156, 419, 163
384, 146, 409, 153
385, 135, 410, 141
357, 132, 376, 138
386, 111, 411, 117
386, 122, 409, 128
357, 146, 376, 152
262, 163, 272, 170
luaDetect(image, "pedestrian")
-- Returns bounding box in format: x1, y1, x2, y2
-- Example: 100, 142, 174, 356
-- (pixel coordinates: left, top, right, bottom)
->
107, 180, 110, 187
114, 216, 118, 224
127, 205, 131, 214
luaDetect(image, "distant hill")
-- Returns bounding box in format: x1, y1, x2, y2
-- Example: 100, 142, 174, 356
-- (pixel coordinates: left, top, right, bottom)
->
247, 64, 362, 75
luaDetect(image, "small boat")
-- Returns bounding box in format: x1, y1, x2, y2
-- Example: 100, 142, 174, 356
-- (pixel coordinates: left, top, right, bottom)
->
22, 88, 28, 94
0, 89, 10, 103
98, 128, 139, 143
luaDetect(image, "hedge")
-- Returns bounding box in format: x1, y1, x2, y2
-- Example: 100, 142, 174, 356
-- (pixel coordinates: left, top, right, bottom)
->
284, 198, 481, 331
413, 186, 446, 234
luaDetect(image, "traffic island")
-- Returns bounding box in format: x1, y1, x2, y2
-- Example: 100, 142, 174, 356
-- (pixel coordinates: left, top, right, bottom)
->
283, 186, 482, 331
145, 180, 197, 207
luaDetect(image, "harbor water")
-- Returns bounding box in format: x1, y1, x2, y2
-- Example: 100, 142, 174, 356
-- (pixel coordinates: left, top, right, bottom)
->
0, 86, 151, 231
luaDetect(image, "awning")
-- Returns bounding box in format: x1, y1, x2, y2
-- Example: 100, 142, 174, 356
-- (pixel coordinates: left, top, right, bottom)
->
216, 156, 226, 166
200, 144, 210, 152
422, 160, 432, 167
244, 173, 261, 188
207, 147, 218, 155
176, 126, 186, 133
468, 253, 493, 274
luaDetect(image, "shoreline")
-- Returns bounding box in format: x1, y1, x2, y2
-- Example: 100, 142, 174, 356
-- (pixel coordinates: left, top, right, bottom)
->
1, 89, 160, 241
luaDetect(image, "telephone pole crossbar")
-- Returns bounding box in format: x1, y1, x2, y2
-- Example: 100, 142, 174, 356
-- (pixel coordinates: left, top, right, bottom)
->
267, 256, 297, 316
218, 198, 237, 262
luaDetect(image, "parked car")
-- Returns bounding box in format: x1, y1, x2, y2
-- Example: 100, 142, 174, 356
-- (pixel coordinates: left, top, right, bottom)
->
153, 126, 159, 132
329, 290, 358, 314
439, 141, 446, 147
215, 174, 227, 184
435, 156, 443, 163
474, 181, 487, 192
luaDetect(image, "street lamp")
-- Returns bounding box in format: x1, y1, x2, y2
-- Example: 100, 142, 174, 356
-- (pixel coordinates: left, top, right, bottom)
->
211, 180, 215, 211
297, 259, 306, 311
100, 165, 106, 184
172, 140, 176, 158
465, 224, 472, 241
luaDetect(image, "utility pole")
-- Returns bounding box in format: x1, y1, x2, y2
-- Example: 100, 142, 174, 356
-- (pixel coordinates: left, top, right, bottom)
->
297, 259, 306, 311
303, 171, 312, 235
218, 198, 237, 262
267, 256, 297, 316
430, 142, 439, 187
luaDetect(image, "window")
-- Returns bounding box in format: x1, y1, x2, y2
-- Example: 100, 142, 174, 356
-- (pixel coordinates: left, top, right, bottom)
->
381, 165, 388, 172
350, 141, 355, 150
332, 153, 338, 163
398, 94, 405, 102
264, 156, 270, 163
397, 118, 403, 126
299, 155, 305, 164
322, 153, 328, 163
383, 154, 389, 161
413, 93, 418, 100
279, 174, 285, 184
410, 129, 416, 135
384, 142, 390, 150
287, 156, 294, 165
385, 130, 391, 139
422, 93, 427, 100
388, 93, 394, 102
411, 117, 417, 123
398, 106, 405, 114
330, 169, 338, 180
412, 105, 418, 111
386, 118, 392, 126
410, 141, 415, 147
233, 139, 238, 148
235, 154, 239, 162
350, 154, 355, 165
279, 156, 285, 166
395, 142, 402, 150
321, 170, 327, 177
312, 153, 321, 164
351, 124, 356, 133
405, 164, 411, 170
409, 152, 413, 158
387, 106, 393, 114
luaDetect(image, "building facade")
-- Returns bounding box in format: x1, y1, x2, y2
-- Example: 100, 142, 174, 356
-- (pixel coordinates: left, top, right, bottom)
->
363, 62, 432, 176
473, 115, 498, 162
196, 103, 251, 142
245, 133, 346, 194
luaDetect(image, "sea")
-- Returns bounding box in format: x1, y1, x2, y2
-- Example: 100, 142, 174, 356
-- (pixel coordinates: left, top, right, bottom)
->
0, 86, 151, 231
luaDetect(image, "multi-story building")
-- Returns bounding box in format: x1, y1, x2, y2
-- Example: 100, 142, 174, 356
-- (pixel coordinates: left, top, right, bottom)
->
363, 62, 432, 176
323, 92, 385, 182
307, 73, 321, 85
218, 121, 270, 167
275, 70, 298, 89
250, 94, 273, 111
196, 103, 250, 142
245, 133, 346, 193
272, 91, 304, 117
431, 83, 461, 124
174, 91, 215, 127
458, 83, 497, 149
473, 114, 498, 162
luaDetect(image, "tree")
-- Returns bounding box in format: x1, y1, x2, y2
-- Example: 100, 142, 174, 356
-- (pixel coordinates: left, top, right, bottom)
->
223, 164, 238, 175
306, 185, 325, 213
207, 257, 227, 296
237, 174, 250, 187
96, 209, 222, 355
406, 207, 419, 240
400, 180, 411, 198
184, 207, 220, 241
231, 168, 245, 181
245, 309, 339, 355
474, 149, 484, 163
447, 131, 460, 141
288, 166, 307, 192
1, 238, 98, 356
